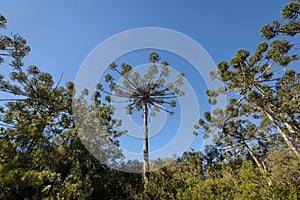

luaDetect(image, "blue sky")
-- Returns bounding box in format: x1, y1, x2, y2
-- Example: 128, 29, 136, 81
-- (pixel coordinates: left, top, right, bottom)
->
1, 0, 288, 81
0, 0, 290, 162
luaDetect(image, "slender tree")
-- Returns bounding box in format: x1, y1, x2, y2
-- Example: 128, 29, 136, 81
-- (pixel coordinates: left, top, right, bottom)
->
101, 52, 184, 187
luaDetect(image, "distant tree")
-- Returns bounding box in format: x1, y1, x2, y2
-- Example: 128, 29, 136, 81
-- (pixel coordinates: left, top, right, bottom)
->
101, 52, 184, 187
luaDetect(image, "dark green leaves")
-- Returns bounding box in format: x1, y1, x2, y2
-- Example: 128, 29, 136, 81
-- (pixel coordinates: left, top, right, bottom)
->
149, 52, 160, 63
261, 1, 300, 39
0, 14, 7, 29
105, 74, 113, 82
281, 1, 300, 20
260, 21, 281, 39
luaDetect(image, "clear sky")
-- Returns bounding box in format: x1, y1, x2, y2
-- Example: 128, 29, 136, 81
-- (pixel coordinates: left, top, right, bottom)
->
0, 1, 288, 80
0, 0, 290, 163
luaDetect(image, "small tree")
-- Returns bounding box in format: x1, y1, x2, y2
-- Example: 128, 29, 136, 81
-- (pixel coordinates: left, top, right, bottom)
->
101, 52, 184, 186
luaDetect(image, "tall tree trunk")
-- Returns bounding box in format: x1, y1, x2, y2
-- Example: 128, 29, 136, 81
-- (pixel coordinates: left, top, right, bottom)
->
143, 102, 150, 187
243, 141, 272, 186
265, 111, 300, 159
230, 143, 237, 156
254, 84, 300, 159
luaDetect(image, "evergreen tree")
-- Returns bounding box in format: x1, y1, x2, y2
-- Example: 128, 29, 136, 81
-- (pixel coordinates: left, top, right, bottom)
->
101, 52, 184, 187
196, 0, 300, 160
0, 14, 130, 199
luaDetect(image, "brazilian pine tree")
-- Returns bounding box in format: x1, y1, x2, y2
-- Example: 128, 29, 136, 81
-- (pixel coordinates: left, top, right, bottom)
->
196, 0, 300, 161
0, 14, 126, 199
101, 52, 184, 187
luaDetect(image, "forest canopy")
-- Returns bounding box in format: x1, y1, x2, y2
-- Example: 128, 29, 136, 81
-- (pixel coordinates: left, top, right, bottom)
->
0, 1, 299, 199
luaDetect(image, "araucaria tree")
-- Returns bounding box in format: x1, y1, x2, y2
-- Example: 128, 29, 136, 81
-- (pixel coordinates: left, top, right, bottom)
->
101, 52, 184, 186
0, 14, 127, 199
196, 0, 300, 164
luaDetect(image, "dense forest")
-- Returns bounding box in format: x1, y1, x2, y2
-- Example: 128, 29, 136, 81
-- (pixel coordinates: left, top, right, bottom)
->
0, 1, 299, 199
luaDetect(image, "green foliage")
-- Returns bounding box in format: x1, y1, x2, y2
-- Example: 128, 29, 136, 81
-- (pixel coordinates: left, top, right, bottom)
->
102, 52, 184, 116
102, 52, 185, 187
0, 14, 136, 200
261, 0, 300, 39
1, 1, 300, 199
196, 0, 300, 161
192, 1, 299, 199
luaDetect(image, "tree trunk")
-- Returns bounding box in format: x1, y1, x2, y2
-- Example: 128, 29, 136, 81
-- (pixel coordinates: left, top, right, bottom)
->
143, 102, 150, 187
243, 142, 272, 186
265, 111, 300, 159
255, 84, 299, 133
230, 143, 237, 156
254, 84, 300, 159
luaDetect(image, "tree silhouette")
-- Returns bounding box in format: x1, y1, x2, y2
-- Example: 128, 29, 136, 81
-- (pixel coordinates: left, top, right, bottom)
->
100, 52, 184, 186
